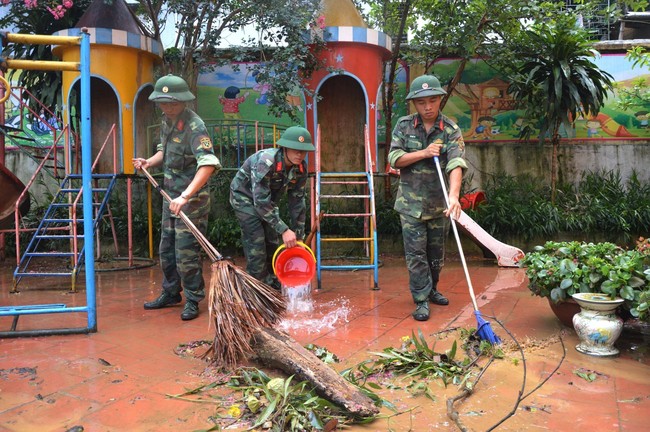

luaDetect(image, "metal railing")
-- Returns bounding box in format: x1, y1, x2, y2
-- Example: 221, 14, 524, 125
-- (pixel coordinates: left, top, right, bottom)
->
145, 119, 289, 171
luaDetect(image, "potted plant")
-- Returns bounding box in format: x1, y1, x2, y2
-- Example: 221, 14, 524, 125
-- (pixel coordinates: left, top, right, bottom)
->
519, 240, 650, 326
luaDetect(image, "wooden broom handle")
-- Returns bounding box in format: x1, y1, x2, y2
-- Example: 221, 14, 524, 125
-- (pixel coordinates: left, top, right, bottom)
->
139, 167, 223, 262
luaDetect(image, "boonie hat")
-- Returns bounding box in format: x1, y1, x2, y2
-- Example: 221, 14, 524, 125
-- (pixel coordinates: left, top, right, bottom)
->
406, 75, 447, 100
149, 74, 195, 102
276, 126, 315, 152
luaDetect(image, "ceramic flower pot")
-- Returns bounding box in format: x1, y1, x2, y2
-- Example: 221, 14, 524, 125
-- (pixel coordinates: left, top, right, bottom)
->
571, 293, 625, 357
547, 297, 581, 327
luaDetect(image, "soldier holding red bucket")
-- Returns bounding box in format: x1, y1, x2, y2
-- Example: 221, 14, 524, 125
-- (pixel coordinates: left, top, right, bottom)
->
230, 126, 316, 289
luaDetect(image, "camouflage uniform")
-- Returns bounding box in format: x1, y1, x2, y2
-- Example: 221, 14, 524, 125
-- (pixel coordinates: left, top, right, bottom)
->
230, 147, 308, 287
388, 113, 467, 304
158, 108, 221, 303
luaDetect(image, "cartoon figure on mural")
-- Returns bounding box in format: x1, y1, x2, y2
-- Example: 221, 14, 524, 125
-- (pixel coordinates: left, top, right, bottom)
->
586, 113, 634, 137
513, 117, 524, 133
483, 87, 502, 116
218, 86, 249, 120
585, 118, 602, 137
635, 110, 649, 129
252, 71, 271, 105
472, 116, 496, 140
31, 109, 60, 135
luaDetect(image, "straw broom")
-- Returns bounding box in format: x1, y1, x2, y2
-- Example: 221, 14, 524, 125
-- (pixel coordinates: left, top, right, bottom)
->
139, 168, 287, 367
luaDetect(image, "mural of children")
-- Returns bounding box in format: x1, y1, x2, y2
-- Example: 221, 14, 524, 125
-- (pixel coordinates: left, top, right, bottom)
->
252, 71, 271, 105
513, 117, 524, 131
218, 86, 249, 120
31, 109, 52, 135
473, 116, 496, 140
585, 118, 602, 137
635, 110, 649, 129
585, 113, 633, 137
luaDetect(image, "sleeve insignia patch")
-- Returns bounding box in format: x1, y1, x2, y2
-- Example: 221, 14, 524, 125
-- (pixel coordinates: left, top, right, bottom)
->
199, 136, 212, 150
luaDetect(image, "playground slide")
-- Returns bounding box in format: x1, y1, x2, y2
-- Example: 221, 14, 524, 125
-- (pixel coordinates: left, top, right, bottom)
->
0, 163, 30, 230
456, 210, 525, 267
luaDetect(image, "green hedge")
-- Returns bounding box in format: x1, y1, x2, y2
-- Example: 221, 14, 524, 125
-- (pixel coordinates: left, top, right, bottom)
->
466, 170, 650, 246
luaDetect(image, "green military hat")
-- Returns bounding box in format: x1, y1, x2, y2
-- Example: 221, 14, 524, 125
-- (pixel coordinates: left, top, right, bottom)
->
276, 126, 315, 151
406, 74, 447, 100
149, 74, 195, 102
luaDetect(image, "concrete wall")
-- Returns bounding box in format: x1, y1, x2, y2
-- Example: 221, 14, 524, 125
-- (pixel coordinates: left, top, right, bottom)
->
3, 151, 63, 208
464, 140, 650, 190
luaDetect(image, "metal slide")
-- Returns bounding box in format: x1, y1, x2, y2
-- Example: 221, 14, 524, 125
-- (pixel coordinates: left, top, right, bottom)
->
0, 163, 30, 230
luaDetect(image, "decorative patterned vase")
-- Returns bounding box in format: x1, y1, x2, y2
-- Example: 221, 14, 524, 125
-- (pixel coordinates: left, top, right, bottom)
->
571, 293, 625, 357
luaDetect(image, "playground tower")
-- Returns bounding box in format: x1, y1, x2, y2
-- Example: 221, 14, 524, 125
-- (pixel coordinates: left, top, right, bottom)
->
304, 0, 392, 173
52, 0, 163, 175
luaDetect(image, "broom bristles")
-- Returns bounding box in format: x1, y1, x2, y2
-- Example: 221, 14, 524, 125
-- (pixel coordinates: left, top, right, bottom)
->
204, 260, 287, 368
474, 310, 501, 344
138, 169, 286, 367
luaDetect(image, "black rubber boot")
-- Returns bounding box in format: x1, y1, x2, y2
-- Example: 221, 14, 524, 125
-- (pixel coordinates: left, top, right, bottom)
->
412, 301, 430, 321
181, 300, 199, 321
143, 292, 182, 310
428, 267, 449, 305
429, 290, 449, 305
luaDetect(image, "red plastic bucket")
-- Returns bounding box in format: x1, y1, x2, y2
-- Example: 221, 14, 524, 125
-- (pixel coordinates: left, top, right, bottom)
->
272, 242, 316, 287
460, 191, 486, 210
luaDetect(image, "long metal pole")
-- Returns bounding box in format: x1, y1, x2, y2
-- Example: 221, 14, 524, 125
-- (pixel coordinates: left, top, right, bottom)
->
80, 30, 97, 331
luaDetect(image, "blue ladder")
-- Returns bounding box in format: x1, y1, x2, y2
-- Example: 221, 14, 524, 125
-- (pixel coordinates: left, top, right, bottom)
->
12, 173, 117, 292
314, 125, 379, 290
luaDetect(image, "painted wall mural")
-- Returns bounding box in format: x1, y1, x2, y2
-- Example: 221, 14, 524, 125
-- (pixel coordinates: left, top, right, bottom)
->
195, 54, 649, 145
196, 62, 302, 126
431, 54, 650, 142
377, 62, 408, 145
3, 71, 64, 151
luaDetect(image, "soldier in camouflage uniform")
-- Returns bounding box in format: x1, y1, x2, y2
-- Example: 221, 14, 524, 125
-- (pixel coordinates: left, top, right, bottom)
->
388, 75, 467, 321
133, 75, 221, 321
230, 126, 314, 289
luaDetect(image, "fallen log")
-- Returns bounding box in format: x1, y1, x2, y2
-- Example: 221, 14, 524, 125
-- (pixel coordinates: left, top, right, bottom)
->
250, 327, 380, 418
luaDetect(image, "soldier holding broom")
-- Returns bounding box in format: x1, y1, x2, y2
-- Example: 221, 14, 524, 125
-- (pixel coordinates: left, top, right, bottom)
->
230, 126, 315, 289
388, 74, 467, 322
133, 74, 221, 321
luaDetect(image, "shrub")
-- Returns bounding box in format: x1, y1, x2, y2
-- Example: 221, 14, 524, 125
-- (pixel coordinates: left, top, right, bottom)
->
468, 169, 650, 245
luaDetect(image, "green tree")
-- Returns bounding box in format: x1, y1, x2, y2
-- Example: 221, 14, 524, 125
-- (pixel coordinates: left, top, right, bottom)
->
406, 0, 624, 102
356, 1, 599, 153
508, 17, 614, 203
358, 0, 633, 119
359, 0, 414, 196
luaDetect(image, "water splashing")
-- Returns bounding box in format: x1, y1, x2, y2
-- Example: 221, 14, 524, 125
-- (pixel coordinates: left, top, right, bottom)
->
279, 283, 352, 334
282, 283, 314, 313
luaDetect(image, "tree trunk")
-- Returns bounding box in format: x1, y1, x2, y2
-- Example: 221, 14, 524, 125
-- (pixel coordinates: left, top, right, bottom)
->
382, 0, 411, 201
551, 131, 560, 204
249, 327, 379, 418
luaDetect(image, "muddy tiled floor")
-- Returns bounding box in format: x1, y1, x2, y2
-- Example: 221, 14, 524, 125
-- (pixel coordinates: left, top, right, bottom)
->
1, 254, 648, 431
